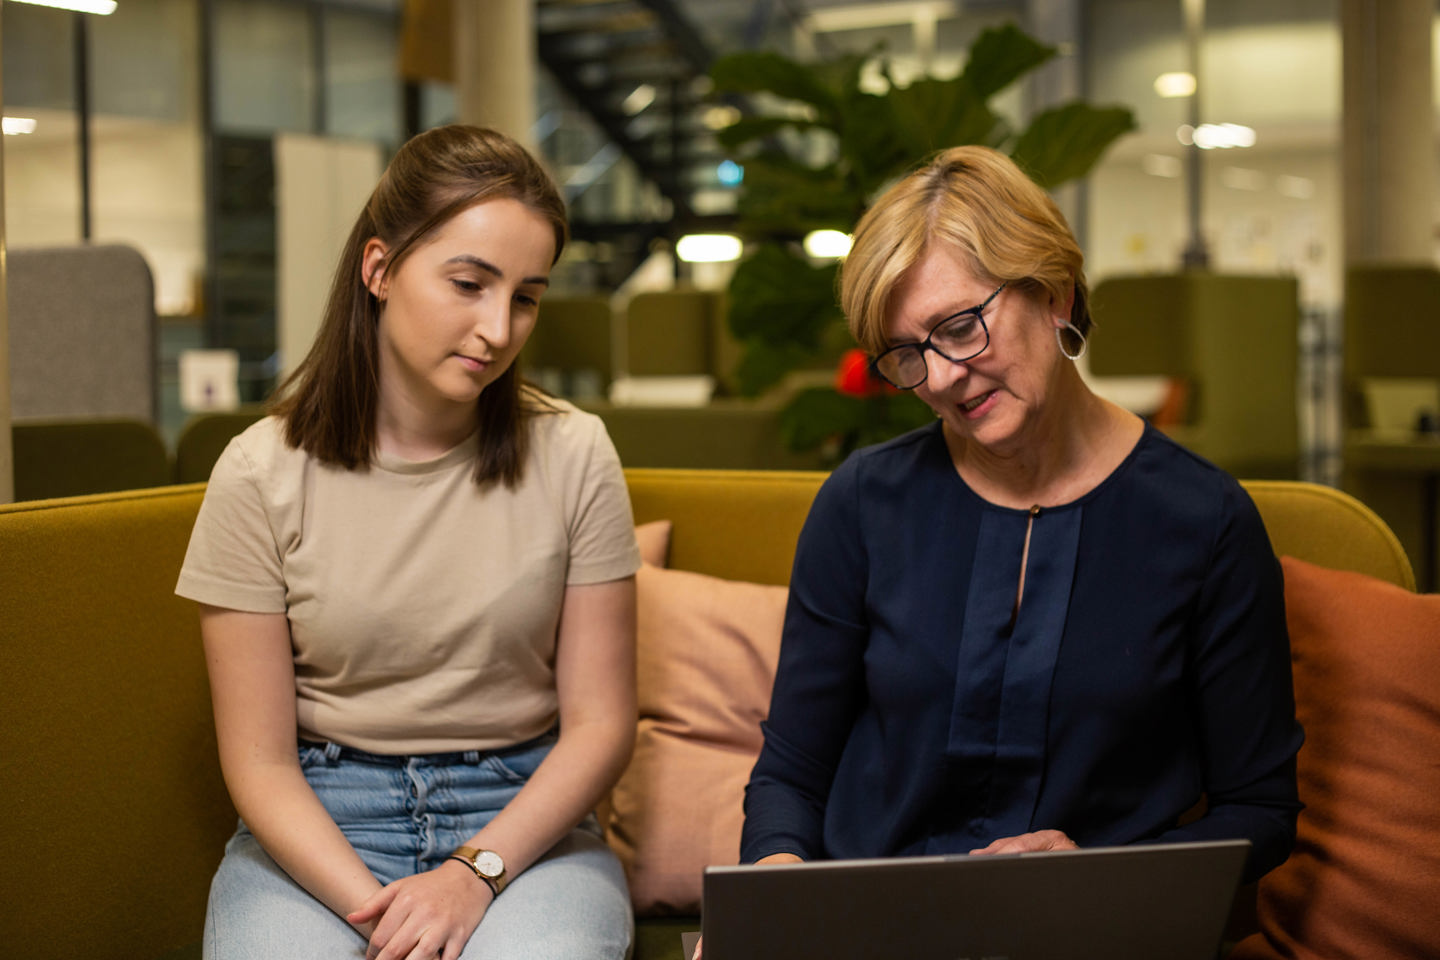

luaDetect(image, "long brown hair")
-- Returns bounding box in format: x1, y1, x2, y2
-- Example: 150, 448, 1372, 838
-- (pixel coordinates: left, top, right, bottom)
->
270, 124, 568, 488
842, 145, 1088, 356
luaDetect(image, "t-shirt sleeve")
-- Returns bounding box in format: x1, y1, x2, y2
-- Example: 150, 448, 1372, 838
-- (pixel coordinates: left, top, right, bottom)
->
560, 412, 641, 585
174, 435, 289, 613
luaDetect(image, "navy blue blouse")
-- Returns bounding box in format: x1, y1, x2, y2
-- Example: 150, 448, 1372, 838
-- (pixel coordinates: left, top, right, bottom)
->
740, 422, 1303, 883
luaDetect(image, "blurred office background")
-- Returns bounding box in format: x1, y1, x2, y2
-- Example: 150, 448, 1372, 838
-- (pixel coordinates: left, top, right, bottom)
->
3, 0, 1438, 584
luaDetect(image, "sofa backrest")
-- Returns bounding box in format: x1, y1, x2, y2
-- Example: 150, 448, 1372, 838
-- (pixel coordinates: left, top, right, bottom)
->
627, 471, 1416, 591
0, 483, 232, 960
626, 469, 824, 585
0, 472, 1414, 960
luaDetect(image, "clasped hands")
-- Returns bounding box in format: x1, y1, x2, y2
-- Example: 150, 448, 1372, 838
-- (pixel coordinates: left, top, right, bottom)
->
347, 859, 493, 960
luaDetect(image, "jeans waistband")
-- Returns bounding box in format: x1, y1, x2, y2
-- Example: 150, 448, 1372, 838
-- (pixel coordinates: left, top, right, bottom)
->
300, 729, 557, 768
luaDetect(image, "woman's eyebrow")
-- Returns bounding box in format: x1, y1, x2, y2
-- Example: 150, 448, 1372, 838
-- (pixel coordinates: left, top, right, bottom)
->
444, 254, 549, 287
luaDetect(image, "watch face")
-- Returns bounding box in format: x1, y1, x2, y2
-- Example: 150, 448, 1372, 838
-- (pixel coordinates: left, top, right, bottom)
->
474, 850, 505, 878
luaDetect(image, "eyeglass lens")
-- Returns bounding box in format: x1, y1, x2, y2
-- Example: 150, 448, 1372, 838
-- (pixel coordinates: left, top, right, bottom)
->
875, 311, 988, 387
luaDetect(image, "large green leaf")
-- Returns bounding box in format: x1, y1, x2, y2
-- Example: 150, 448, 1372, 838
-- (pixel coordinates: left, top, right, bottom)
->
885, 75, 1001, 164
778, 389, 937, 454
733, 340, 817, 397
711, 51, 839, 116
727, 244, 843, 349
779, 387, 867, 451
833, 89, 917, 195
855, 393, 936, 447
716, 115, 817, 151
733, 153, 860, 237
1009, 102, 1136, 188
960, 23, 1056, 101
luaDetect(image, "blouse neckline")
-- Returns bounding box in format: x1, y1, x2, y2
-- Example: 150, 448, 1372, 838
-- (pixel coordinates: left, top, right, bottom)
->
926, 420, 1155, 515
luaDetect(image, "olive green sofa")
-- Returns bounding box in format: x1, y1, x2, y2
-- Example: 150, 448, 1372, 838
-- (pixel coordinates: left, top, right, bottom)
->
0, 471, 1420, 960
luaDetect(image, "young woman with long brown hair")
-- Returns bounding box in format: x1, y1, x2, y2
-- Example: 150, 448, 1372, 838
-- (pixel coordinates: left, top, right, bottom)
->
178, 125, 639, 960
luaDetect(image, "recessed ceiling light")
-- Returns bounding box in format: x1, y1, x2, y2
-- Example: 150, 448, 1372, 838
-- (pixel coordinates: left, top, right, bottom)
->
676, 234, 743, 263
1154, 72, 1196, 98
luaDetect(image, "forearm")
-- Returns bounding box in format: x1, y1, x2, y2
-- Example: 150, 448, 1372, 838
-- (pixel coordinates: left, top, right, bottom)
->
1154, 798, 1299, 883
224, 755, 383, 921
458, 716, 634, 878
740, 774, 827, 863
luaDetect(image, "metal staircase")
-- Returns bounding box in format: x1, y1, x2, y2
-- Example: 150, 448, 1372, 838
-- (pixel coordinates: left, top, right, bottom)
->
536, 0, 744, 282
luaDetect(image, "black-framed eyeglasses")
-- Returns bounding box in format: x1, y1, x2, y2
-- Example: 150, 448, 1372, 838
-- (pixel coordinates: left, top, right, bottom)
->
871, 282, 1007, 389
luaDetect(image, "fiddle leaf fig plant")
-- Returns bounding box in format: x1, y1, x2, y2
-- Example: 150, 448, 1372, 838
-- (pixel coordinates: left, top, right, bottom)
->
709, 22, 1135, 460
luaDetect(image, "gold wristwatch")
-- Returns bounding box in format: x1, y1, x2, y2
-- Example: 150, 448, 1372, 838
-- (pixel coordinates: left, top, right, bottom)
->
449, 846, 508, 897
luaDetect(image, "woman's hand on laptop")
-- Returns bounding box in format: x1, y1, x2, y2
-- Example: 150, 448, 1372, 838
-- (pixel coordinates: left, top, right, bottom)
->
756, 852, 804, 866
969, 830, 1078, 855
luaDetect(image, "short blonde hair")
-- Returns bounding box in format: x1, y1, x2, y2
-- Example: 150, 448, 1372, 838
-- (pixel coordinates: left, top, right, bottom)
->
840, 145, 1088, 355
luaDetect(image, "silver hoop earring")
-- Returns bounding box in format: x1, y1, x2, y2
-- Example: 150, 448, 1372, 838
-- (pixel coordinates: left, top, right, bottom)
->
1056, 321, 1087, 361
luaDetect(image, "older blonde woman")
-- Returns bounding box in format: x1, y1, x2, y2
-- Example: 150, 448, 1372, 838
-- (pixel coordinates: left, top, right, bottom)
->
740, 145, 1302, 884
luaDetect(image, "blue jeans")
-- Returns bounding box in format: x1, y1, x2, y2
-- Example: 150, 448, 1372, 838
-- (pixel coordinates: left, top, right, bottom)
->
204, 736, 633, 959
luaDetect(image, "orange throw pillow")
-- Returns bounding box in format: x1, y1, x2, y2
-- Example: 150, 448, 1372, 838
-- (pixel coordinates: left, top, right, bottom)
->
602, 559, 787, 916
1231, 557, 1440, 960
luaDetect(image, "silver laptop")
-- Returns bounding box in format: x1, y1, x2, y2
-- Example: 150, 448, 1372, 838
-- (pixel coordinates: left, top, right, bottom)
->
696, 839, 1249, 960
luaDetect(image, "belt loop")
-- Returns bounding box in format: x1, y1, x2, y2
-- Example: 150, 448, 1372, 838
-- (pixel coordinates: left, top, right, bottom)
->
462, 749, 480, 765
323, 742, 342, 763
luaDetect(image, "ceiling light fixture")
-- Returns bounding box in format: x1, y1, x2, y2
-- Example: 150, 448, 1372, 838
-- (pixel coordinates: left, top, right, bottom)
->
1154, 72, 1196, 98
676, 234, 743, 263
1177, 123, 1256, 150
803, 230, 852, 259
10, 0, 117, 13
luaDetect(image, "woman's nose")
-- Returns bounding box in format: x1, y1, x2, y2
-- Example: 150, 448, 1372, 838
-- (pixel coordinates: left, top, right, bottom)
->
472, 298, 512, 350
921, 346, 969, 390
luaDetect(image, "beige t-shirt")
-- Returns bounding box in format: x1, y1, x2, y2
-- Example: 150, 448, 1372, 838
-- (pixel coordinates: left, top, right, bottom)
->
176, 401, 640, 754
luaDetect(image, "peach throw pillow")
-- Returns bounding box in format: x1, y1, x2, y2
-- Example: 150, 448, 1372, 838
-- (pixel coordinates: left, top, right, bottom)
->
602, 543, 787, 916
1231, 557, 1440, 960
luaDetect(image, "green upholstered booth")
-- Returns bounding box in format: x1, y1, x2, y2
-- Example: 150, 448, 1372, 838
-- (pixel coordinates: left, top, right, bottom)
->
625, 289, 741, 393
1088, 272, 1301, 479
1340, 264, 1440, 590
520, 293, 615, 398
579, 398, 826, 471
12, 418, 172, 501
172, 407, 268, 484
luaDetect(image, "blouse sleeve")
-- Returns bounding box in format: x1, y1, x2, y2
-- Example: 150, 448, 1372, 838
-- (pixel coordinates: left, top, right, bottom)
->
740, 456, 871, 862
1156, 478, 1304, 882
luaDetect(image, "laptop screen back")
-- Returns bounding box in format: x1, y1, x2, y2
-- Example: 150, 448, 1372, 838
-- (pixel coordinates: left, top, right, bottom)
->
700, 839, 1249, 960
